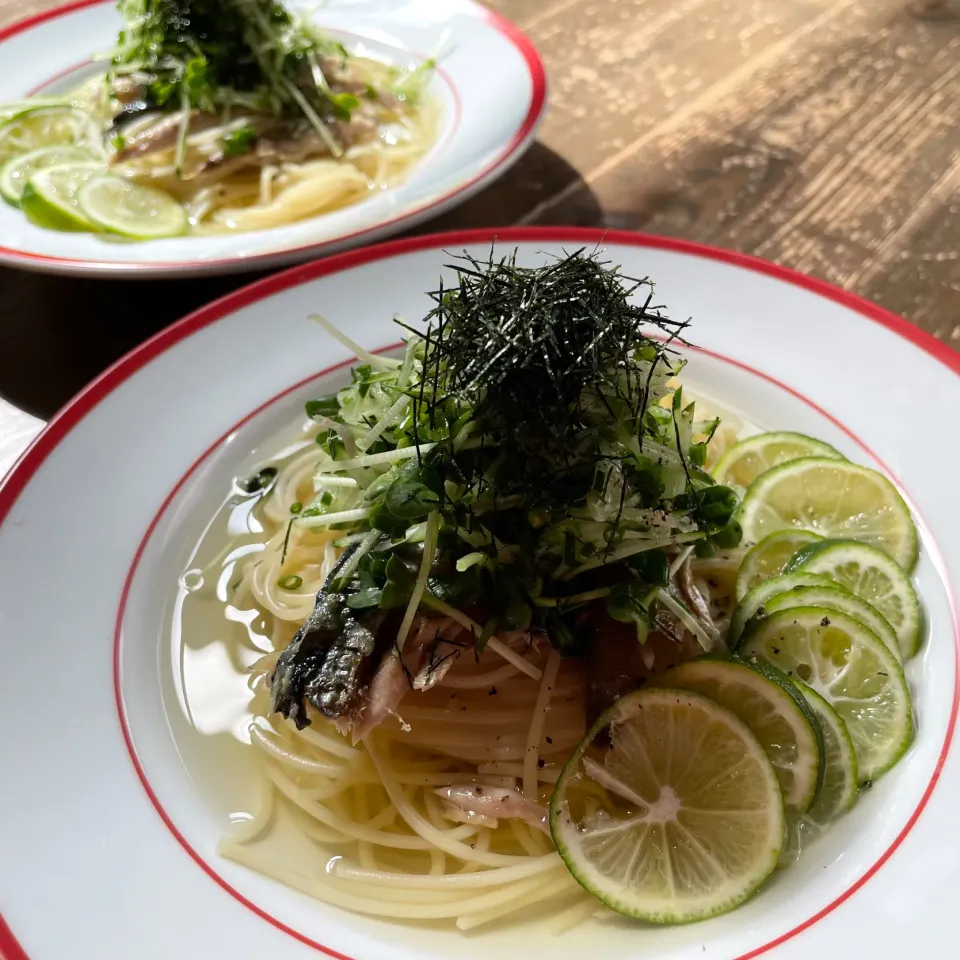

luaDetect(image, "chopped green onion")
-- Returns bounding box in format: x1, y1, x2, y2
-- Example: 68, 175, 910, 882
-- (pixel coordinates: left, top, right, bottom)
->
455, 552, 488, 573
223, 123, 257, 158
552, 587, 612, 606
395, 511, 440, 653
391, 57, 436, 104
278, 574, 303, 591
306, 395, 339, 419
357, 393, 411, 452
173, 88, 191, 176
281, 77, 342, 158
561, 531, 705, 580
656, 588, 715, 652
313, 443, 436, 475
668, 544, 695, 577
314, 475, 360, 489
293, 506, 372, 528
332, 530, 381, 588
309, 314, 401, 370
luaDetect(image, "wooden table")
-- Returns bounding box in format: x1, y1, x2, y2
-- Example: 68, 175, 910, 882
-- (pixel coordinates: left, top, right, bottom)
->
0, 0, 958, 470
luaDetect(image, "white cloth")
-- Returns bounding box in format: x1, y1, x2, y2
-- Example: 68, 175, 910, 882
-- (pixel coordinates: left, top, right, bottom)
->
0, 401, 43, 479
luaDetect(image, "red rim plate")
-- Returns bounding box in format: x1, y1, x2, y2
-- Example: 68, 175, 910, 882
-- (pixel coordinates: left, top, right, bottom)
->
0, 227, 957, 960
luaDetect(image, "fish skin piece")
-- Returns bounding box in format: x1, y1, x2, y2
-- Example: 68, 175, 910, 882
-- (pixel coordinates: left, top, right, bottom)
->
270, 592, 344, 728
350, 615, 464, 743
435, 785, 550, 834
306, 609, 384, 719
270, 543, 362, 728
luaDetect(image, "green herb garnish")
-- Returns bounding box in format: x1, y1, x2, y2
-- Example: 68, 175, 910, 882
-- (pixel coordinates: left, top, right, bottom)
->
110, 0, 372, 159
223, 124, 258, 157
292, 247, 739, 661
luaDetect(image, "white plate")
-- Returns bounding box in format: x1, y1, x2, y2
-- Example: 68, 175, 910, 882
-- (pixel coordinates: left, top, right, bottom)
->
1, 228, 958, 960
0, 0, 545, 277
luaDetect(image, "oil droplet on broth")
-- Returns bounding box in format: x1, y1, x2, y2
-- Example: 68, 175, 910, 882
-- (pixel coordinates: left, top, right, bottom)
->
180, 568, 204, 592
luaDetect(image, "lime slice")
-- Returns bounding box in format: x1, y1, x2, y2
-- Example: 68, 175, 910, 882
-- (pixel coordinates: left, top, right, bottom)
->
0, 145, 104, 204
0, 107, 102, 166
20, 163, 105, 231
763, 583, 902, 662
712, 432, 843, 489
550, 687, 784, 923
739, 607, 912, 781
737, 458, 918, 571
650, 658, 823, 812
735, 530, 822, 599
728, 571, 835, 646
76, 175, 187, 239
795, 682, 858, 822
786, 540, 921, 659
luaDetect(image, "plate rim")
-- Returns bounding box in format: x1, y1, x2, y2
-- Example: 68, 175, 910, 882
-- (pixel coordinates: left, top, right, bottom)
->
1, 227, 958, 960
0, 0, 548, 277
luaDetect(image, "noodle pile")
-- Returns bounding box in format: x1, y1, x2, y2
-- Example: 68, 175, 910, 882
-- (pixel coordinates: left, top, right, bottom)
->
215, 434, 594, 930
206, 396, 745, 933
68, 53, 439, 234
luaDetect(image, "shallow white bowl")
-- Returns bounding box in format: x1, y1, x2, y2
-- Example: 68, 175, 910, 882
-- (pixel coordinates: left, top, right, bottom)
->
0, 228, 958, 960
0, 0, 545, 276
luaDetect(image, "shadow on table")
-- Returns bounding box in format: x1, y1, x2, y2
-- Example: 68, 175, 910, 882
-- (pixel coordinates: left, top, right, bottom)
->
0, 265, 271, 419
418, 140, 602, 231
0, 142, 600, 420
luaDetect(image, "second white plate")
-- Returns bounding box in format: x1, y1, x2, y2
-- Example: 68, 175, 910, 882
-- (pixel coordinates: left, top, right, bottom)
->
0, 0, 546, 276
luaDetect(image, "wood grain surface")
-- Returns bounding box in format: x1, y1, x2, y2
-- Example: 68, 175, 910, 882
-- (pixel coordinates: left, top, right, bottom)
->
439, 0, 960, 341
0, 0, 956, 463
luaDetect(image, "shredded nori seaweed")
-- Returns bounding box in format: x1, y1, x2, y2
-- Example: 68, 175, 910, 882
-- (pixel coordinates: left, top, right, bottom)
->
401, 247, 691, 512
